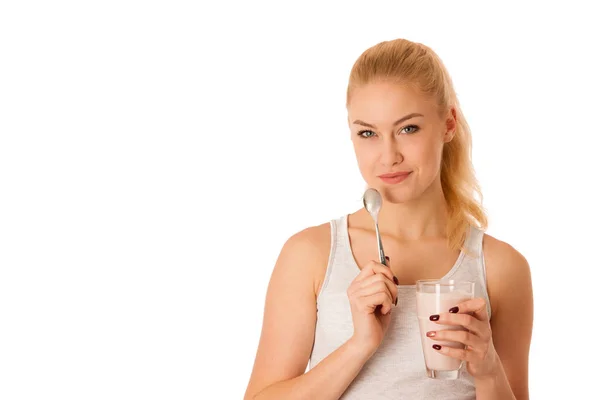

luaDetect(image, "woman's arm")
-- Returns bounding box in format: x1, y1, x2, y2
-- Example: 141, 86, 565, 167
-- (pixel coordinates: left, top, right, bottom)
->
476, 235, 534, 400
243, 225, 374, 400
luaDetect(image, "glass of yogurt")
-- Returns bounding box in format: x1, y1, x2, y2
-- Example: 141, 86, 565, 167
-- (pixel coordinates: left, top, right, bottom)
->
416, 279, 475, 379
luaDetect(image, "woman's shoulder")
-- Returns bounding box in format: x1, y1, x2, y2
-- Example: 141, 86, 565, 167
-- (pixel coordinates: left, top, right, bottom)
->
277, 220, 332, 297
482, 233, 532, 314
482, 233, 529, 274
286, 221, 332, 251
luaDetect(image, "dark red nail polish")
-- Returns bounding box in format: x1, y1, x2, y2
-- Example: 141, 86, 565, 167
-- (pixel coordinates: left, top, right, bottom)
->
385, 256, 390, 261
393, 276, 399, 285
432, 344, 442, 350
395, 297, 398, 306
449, 306, 459, 313
429, 314, 439, 321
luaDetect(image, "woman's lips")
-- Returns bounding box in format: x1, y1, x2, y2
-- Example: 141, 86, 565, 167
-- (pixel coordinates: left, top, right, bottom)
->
378, 171, 412, 184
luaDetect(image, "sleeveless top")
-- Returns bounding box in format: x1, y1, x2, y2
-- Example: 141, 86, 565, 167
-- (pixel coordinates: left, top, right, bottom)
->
308, 214, 491, 399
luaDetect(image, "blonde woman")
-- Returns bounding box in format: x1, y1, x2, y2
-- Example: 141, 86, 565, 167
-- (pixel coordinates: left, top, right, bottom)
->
244, 39, 533, 400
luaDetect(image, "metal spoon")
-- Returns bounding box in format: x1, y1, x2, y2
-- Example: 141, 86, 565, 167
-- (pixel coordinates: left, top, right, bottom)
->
362, 188, 388, 267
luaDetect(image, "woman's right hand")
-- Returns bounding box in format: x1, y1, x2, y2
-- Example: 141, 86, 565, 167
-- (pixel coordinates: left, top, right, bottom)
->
346, 258, 399, 355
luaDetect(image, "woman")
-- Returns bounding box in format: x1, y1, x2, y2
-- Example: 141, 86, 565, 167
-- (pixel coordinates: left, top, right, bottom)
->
244, 38, 533, 399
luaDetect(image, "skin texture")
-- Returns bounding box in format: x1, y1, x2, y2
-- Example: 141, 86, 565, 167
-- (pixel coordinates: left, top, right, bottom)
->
244, 82, 533, 400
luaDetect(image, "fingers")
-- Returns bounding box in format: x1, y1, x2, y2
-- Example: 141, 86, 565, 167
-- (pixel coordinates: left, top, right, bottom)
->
354, 260, 396, 284
426, 328, 479, 347
432, 344, 475, 362
428, 297, 490, 339
349, 278, 395, 313
357, 273, 398, 305
447, 297, 489, 322
358, 291, 394, 315
430, 311, 489, 339
432, 342, 491, 364
347, 259, 399, 314
427, 297, 494, 369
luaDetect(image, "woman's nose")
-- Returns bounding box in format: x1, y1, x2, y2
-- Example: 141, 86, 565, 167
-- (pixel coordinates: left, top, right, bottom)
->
380, 137, 403, 166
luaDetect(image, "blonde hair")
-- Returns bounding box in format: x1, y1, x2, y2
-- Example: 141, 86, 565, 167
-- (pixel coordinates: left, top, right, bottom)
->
347, 38, 488, 252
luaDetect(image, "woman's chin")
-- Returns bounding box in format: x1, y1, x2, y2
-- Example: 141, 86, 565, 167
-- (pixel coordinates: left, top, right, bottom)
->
380, 187, 414, 203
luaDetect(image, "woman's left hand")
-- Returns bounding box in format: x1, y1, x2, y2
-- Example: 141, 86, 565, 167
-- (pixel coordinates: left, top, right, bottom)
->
427, 297, 500, 378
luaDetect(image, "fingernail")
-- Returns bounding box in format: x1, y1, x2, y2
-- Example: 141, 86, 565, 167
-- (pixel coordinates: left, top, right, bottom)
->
393, 276, 399, 285
449, 306, 459, 313
385, 256, 390, 261
395, 297, 398, 306
432, 344, 442, 350
429, 314, 440, 321
426, 331, 436, 337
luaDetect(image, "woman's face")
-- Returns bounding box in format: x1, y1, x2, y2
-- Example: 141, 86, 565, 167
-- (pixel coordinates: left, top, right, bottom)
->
347, 81, 455, 202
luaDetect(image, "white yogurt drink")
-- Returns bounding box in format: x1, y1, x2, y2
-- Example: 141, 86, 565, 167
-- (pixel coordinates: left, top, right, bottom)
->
416, 280, 475, 380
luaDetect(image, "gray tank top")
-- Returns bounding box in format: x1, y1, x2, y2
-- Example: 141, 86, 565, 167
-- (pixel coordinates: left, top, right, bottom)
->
308, 214, 491, 399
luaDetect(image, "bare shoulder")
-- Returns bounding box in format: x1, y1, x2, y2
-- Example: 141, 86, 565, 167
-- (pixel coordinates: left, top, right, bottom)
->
482, 233, 530, 273
481, 233, 534, 398
482, 233, 533, 315
243, 221, 332, 399
284, 221, 331, 255
279, 221, 331, 297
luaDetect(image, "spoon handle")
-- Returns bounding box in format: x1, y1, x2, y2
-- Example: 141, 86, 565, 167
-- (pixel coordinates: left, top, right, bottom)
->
374, 223, 388, 267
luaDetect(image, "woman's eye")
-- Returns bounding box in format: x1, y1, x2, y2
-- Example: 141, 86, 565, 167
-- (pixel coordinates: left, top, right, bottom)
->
402, 125, 419, 134
358, 130, 376, 138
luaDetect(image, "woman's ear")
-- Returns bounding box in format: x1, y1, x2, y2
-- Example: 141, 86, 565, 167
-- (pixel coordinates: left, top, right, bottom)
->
444, 129, 455, 143
443, 108, 457, 142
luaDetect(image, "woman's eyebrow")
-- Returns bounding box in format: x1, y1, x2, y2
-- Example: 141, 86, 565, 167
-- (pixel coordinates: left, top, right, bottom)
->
353, 112, 424, 128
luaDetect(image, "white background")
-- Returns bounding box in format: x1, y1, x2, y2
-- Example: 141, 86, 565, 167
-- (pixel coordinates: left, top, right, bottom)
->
1, 1, 599, 399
